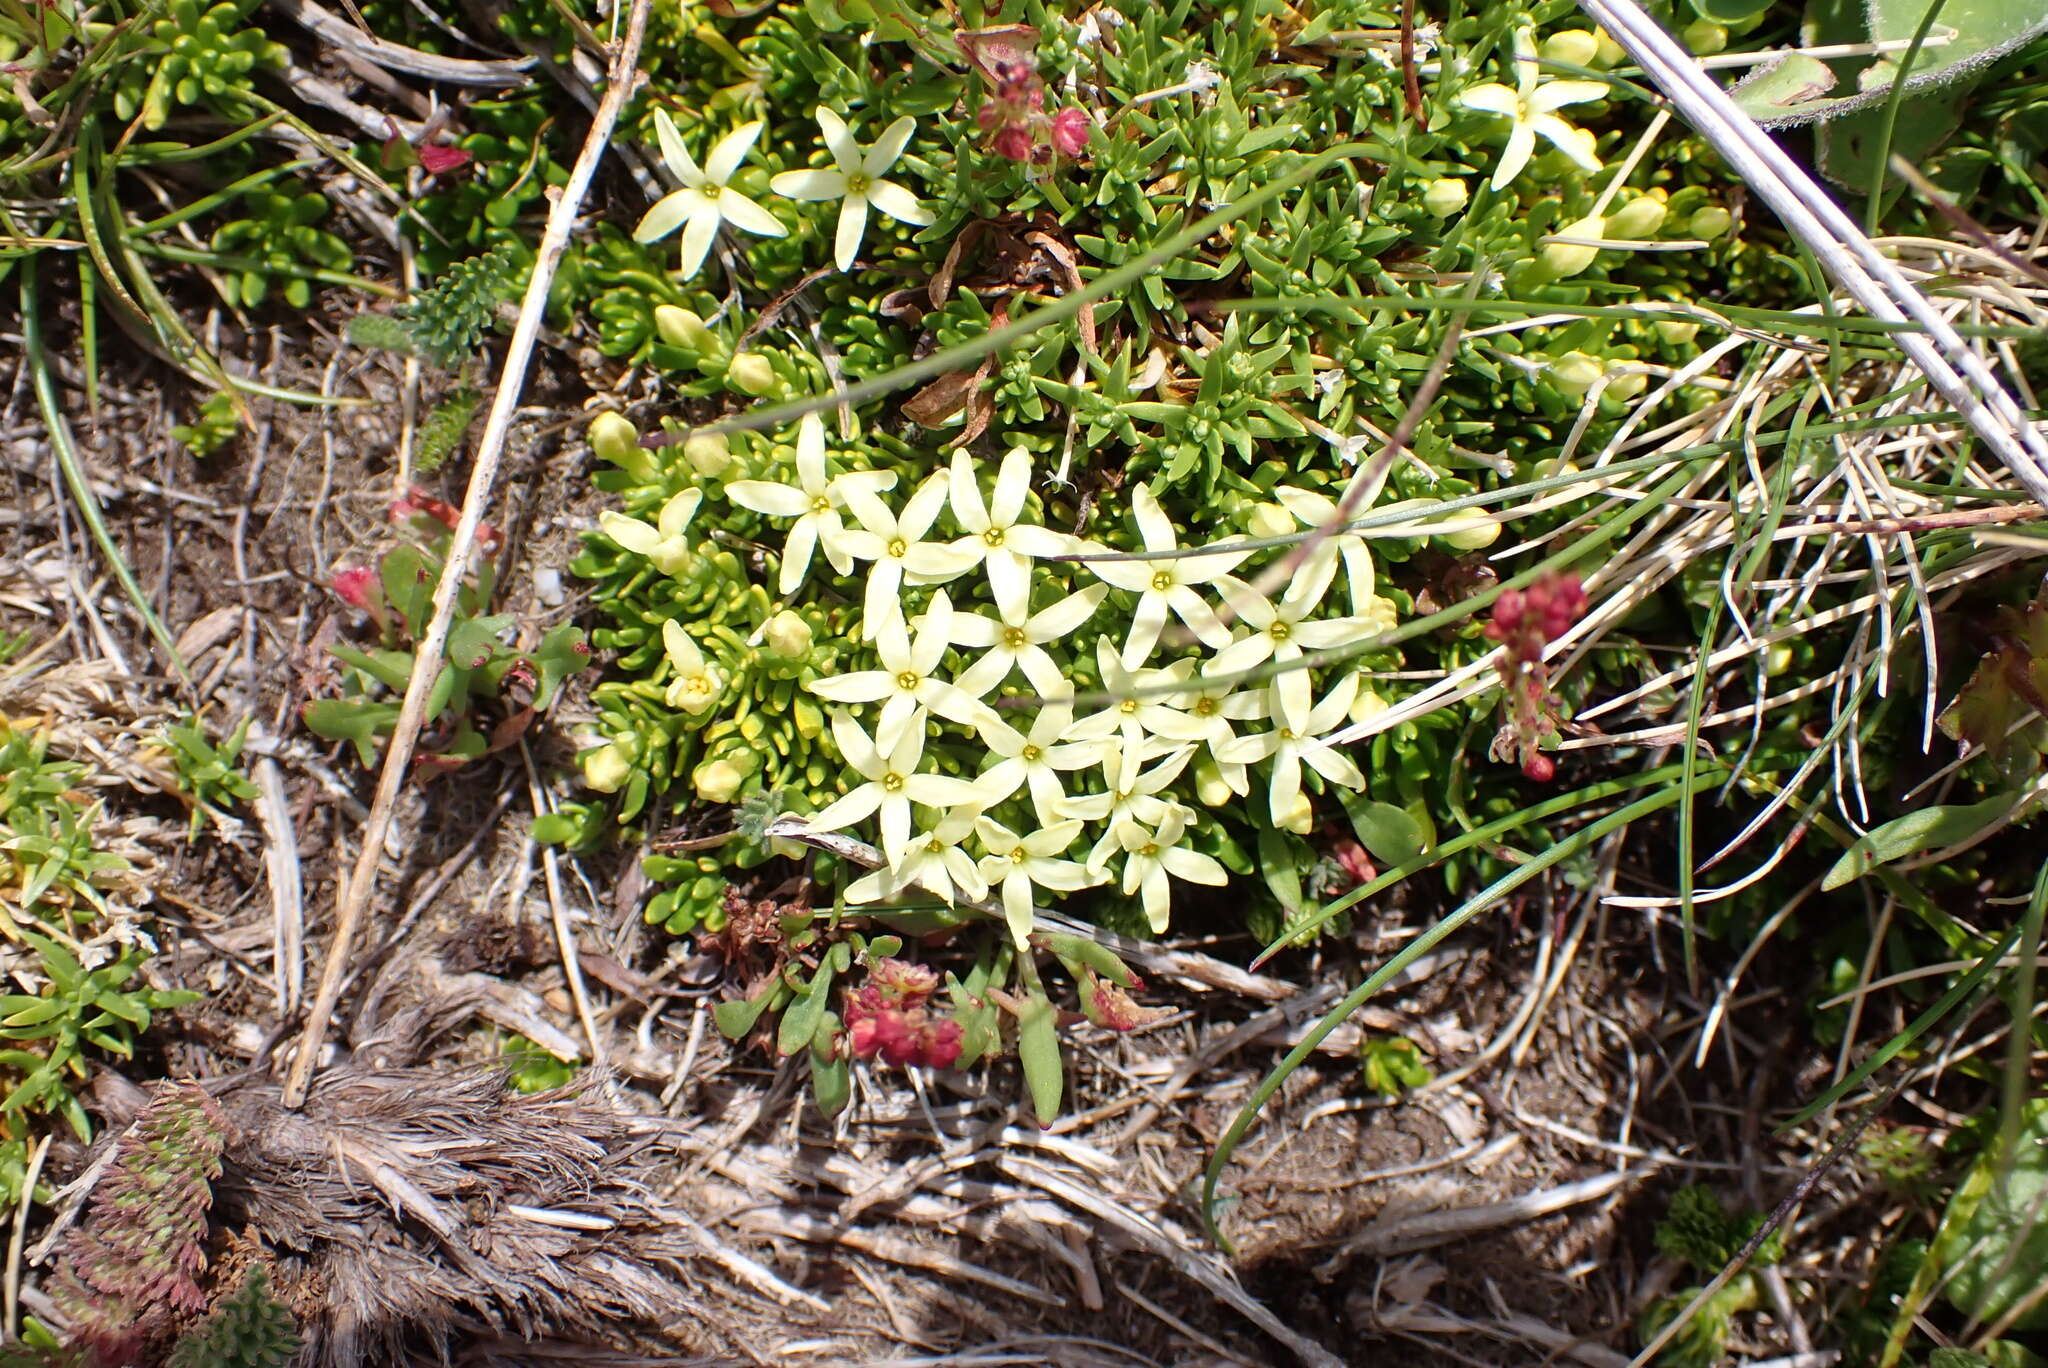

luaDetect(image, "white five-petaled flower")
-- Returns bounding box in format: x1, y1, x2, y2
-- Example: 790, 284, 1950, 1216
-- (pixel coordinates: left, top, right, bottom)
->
1110, 808, 1228, 934
1079, 636, 1199, 764
948, 448, 1076, 618
829, 471, 980, 633
770, 108, 935, 272
1065, 744, 1195, 848
1458, 28, 1607, 191
1272, 479, 1379, 615
1208, 544, 1366, 731
965, 705, 1116, 823
848, 809, 986, 906
807, 593, 995, 754
804, 710, 978, 866
633, 111, 786, 280
976, 817, 1098, 948
599, 488, 701, 577
725, 413, 897, 594
1084, 483, 1251, 666
1215, 672, 1366, 834
661, 621, 723, 716
1142, 659, 1269, 793
946, 585, 1108, 699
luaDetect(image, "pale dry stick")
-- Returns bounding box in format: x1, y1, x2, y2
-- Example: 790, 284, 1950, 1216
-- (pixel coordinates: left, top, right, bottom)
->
1115, 1279, 1261, 1368
3, 1134, 51, 1339
520, 738, 606, 1066
253, 755, 305, 1014
281, 0, 652, 1109
1577, 0, 2048, 505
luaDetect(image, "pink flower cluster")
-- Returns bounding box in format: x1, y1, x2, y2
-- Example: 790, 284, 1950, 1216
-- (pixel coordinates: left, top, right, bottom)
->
842, 958, 963, 1069
1485, 572, 1586, 782
978, 60, 1091, 164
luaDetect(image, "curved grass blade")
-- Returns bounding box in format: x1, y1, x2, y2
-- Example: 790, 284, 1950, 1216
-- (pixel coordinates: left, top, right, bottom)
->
21, 262, 193, 689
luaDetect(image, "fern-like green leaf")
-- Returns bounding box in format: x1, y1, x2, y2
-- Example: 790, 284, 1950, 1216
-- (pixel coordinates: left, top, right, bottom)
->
166, 1266, 301, 1368
402, 247, 516, 367
416, 388, 480, 472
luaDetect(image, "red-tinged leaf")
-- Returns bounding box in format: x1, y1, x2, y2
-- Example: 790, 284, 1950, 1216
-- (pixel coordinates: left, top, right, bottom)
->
417, 143, 472, 176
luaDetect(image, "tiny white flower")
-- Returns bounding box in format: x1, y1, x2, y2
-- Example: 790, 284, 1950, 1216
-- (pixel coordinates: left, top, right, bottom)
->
661, 621, 723, 716
829, 471, 980, 634
807, 593, 996, 754
725, 413, 897, 594
1272, 478, 1380, 615
1111, 808, 1227, 934
599, 488, 701, 576
947, 448, 1077, 618
634, 111, 786, 280
1142, 659, 1268, 794
770, 108, 935, 272
1077, 636, 1197, 763
805, 710, 978, 866
976, 816, 1098, 948
1458, 28, 1607, 191
848, 809, 986, 906
946, 584, 1108, 699
1084, 483, 1251, 666
1215, 673, 1366, 833
964, 705, 1115, 823
1064, 743, 1195, 840
1208, 543, 1366, 729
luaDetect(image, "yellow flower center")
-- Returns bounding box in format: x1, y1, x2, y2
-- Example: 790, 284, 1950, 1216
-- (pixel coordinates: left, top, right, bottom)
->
883, 771, 905, 792
1003, 627, 1028, 650
811, 495, 832, 516
896, 670, 920, 692
1139, 842, 1159, 858
983, 527, 1006, 547
1021, 744, 1042, 763
1269, 621, 1291, 642
1193, 697, 1216, 716
1120, 698, 1138, 716
1150, 570, 1174, 592
925, 837, 944, 854
704, 184, 722, 199
1007, 845, 1027, 863
848, 172, 872, 194
887, 536, 908, 558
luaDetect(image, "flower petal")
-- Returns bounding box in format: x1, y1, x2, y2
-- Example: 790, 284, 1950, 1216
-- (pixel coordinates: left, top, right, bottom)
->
985, 550, 1030, 622
769, 168, 848, 201
677, 206, 719, 280
1167, 584, 1232, 648
833, 193, 870, 270
726, 479, 811, 518
954, 647, 1012, 699
912, 592, 951, 675
652, 110, 706, 188
1130, 484, 1177, 552
778, 516, 819, 594
806, 782, 883, 835
988, 446, 1032, 526
900, 542, 980, 579
598, 511, 659, 554
1530, 79, 1609, 113
1491, 122, 1536, 191
809, 670, 896, 704
830, 710, 880, 776
816, 106, 861, 172
632, 190, 696, 244
1122, 592, 1169, 667
864, 114, 918, 176
716, 189, 787, 239
1457, 82, 1521, 117
1029, 585, 1108, 641
1002, 522, 1075, 558
865, 177, 933, 227
1531, 113, 1602, 170
705, 119, 764, 185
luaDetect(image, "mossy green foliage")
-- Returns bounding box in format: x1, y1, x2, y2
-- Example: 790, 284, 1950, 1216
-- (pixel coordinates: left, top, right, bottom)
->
165, 1267, 302, 1368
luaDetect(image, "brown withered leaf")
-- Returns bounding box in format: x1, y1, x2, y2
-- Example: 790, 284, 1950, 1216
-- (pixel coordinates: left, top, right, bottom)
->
901, 369, 985, 427
955, 24, 1039, 84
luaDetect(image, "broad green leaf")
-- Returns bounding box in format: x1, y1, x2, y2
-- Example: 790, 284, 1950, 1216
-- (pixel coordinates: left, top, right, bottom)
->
330, 644, 416, 692
777, 965, 834, 1058
1256, 828, 1304, 921
380, 543, 431, 637
1015, 991, 1063, 1125
1822, 796, 2017, 890
810, 1014, 850, 1117
301, 699, 400, 766
529, 623, 591, 709
1342, 795, 1430, 866
1939, 1101, 2048, 1330
446, 613, 514, 669
714, 979, 785, 1040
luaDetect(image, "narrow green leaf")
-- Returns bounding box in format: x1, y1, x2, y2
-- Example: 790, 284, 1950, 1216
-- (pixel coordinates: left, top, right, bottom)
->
1016, 991, 1063, 1125
1821, 796, 2016, 891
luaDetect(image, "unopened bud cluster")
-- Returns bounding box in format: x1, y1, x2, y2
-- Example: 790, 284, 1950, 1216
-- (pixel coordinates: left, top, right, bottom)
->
978, 60, 1091, 164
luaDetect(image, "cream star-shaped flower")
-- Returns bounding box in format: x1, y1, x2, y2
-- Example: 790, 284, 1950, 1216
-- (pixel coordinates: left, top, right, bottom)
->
963, 705, 1115, 823
946, 584, 1108, 699
976, 817, 1098, 948
1109, 808, 1227, 934
1208, 543, 1365, 730
948, 448, 1076, 618
599, 488, 701, 577
1141, 659, 1268, 794
633, 111, 786, 280
830, 471, 980, 633
725, 413, 897, 594
807, 593, 995, 754
1214, 672, 1366, 834
1083, 483, 1250, 666
770, 108, 935, 272
849, 809, 986, 907
1272, 477, 1379, 615
1458, 28, 1607, 191
661, 621, 723, 716
804, 710, 978, 866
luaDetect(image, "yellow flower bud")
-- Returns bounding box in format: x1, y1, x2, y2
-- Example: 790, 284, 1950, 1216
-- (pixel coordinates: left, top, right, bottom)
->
693, 758, 747, 805
1349, 686, 1390, 728
1654, 318, 1700, 346
1681, 18, 1727, 53
1540, 29, 1599, 67
1592, 28, 1626, 66
654, 305, 717, 351
1421, 177, 1469, 217
1541, 215, 1605, 278
1246, 502, 1295, 539
1605, 194, 1667, 240
588, 411, 640, 468
1550, 350, 1604, 398
762, 609, 813, 659
1277, 788, 1315, 835
1438, 514, 1501, 551
726, 352, 778, 397
1765, 642, 1794, 677
683, 431, 732, 478
1193, 754, 1236, 808
1690, 205, 1734, 240
581, 743, 632, 794
1605, 369, 1648, 402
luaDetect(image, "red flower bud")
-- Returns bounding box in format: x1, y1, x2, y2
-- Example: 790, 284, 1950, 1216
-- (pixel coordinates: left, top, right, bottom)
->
331, 565, 377, 610
993, 125, 1035, 162
1050, 107, 1091, 158
1522, 753, 1556, 782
